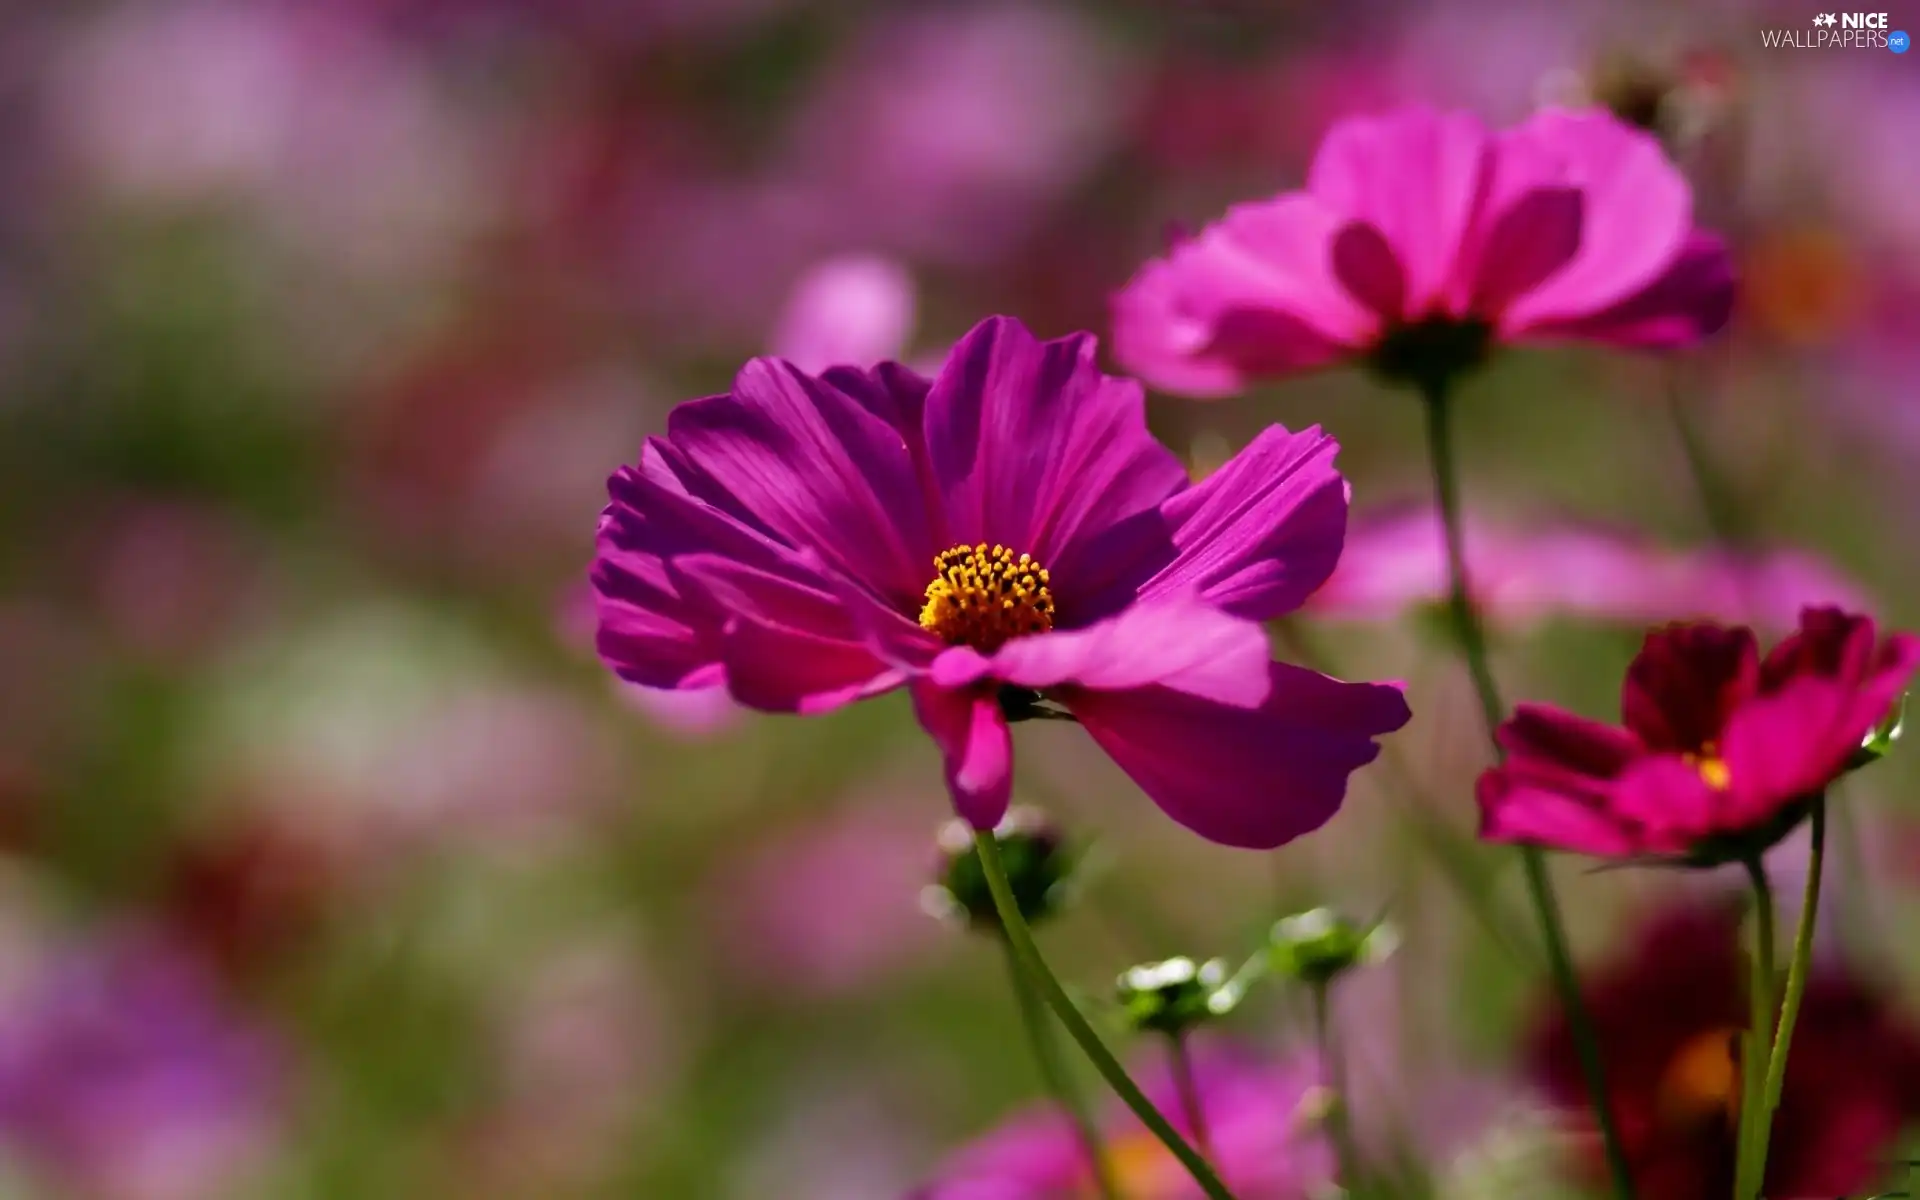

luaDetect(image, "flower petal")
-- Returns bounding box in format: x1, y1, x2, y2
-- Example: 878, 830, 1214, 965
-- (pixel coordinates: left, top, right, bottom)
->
912, 683, 1013, 829
1604, 754, 1728, 850
921, 317, 1188, 608
1620, 623, 1759, 752
669, 553, 905, 714
1111, 194, 1379, 392
666, 358, 939, 603
1476, 772, 1647, 857
1497, 704, 1643, 780
1470, 186, 1584, 318
926, 598, 1274, 708
1066, 664, 1408, 849
1518, 231, 1736, 348
1134, 424, 1348, 620
1307, 105, 1491, 312
1330, 221, 1408, 322
1495, 110, 1697, 332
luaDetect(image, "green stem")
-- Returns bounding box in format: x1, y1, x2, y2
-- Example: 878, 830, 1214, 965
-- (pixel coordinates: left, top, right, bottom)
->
1419, 383, 1636, 1200
1754, 800, 1827, 1194
1167, 1033, 1214, 1163
1310, 981, 1364, 1192
973, 832, 1237, 1200
1733, 856, 1778, 1200
999, 936, 1118, 1200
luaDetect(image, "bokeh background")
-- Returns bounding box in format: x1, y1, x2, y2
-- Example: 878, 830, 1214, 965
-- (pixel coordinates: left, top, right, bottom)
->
0, 0, 1917, 1196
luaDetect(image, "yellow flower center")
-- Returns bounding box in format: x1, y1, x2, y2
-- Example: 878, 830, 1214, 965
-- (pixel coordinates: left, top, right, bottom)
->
918, 543, 1055, 653
1684, 742, 1732, 790
1657, 1027, 1742, 1131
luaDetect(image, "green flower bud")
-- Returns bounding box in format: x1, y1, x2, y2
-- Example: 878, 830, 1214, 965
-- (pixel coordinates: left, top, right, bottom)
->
1115, 956, 1230, 1036
1268, 908, 1397, 986
924, 808, 1074, 933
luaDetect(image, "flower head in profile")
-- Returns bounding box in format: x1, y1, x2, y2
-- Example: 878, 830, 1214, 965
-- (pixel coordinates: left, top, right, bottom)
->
915, 1049, 1331, 1198
1113, 105, 1734, 397
1478, 608, 1918, 862
1530, 902, 1920, 1198
593, 316, 1409, 848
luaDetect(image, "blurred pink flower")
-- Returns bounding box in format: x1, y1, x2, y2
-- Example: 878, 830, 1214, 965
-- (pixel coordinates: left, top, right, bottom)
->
51, 2, 480, 278
0, 931, 284, 1200
706, 799, 945, 998
769, 255, 918, 373
915, 1047, 1331, 1198
1304, 506, 1870, 632
1113, 105, 1734, 397
779, 4, 1133, 266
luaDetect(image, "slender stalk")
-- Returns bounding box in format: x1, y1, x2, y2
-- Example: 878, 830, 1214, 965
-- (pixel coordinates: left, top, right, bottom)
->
1733, 857, 1778, 1200
1167, 1033, 1214, 1163
1753, 799, 1828, 1192
1310, 981, 1364, 1192
973, 832, 1237, 1200
998, 936, 1118, 1199
1419, 383, 1636, 1200
1663, 368, 1746, 546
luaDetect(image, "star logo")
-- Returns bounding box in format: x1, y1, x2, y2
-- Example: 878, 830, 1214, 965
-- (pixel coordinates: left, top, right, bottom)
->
1813, 12, 1837, 25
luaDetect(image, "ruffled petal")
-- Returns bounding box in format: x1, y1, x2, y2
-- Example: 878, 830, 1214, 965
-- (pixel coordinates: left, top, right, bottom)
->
1497, 704, 1643, 780
911, 683, 1014, 829
1066, 664, 1408, 849
926, 598, 1273, 708
921, 317, 1188, 610
666, 358, 940, 604
1307, 105, 1491, 313
1132, 424, 1347, 621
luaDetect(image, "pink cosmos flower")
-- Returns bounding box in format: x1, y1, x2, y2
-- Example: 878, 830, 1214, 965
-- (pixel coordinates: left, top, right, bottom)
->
1306, 506, 1869, 632
592, 315, 1409, 848
769, 254, 919, 374
1477, 608, 1920, 860
1112, 105, 1735, 397
913, 1048, 1332, 1198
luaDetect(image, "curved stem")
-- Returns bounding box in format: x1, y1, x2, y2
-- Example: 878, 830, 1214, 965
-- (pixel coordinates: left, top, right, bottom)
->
1754, 800, 1827, 1193
1167, 1033, 1214, 1163
1733, 856, 1777, 1199
998, 936, 1118, 1199
1310, 981, 1363, 1191
1419, 383, 1636, 1200
973, 832, 1237, 1200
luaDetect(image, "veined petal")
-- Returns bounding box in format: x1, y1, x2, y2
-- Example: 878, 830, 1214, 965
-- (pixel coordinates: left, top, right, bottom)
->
1134, 424, 1347, 621
666, 358, 939, 603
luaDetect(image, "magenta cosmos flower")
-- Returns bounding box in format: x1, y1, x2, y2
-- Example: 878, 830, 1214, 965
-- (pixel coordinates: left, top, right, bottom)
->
1112, 105, 1735, 397
592, 316, 1409, 848
914, 1048, 1331, 1199
1477, 608, 1919, 860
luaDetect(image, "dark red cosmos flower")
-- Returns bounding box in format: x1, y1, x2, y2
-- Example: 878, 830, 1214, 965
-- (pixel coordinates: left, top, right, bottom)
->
1530, 903, 1920, 1199
1478, 608, 1919, 861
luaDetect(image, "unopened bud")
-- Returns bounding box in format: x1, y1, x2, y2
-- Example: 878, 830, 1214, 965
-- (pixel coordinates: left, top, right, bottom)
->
1115, 956, 1230, 1036
923, 808, 1074, 933
1268, 908, 1396, 986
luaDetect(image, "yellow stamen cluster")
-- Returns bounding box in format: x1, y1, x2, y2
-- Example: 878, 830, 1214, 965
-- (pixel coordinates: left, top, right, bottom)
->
1684, 742, 1732, 790
918, 543, 1054, 652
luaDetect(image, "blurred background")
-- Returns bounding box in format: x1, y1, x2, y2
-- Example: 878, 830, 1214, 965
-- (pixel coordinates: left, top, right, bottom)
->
0, 0, 1917, 1196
